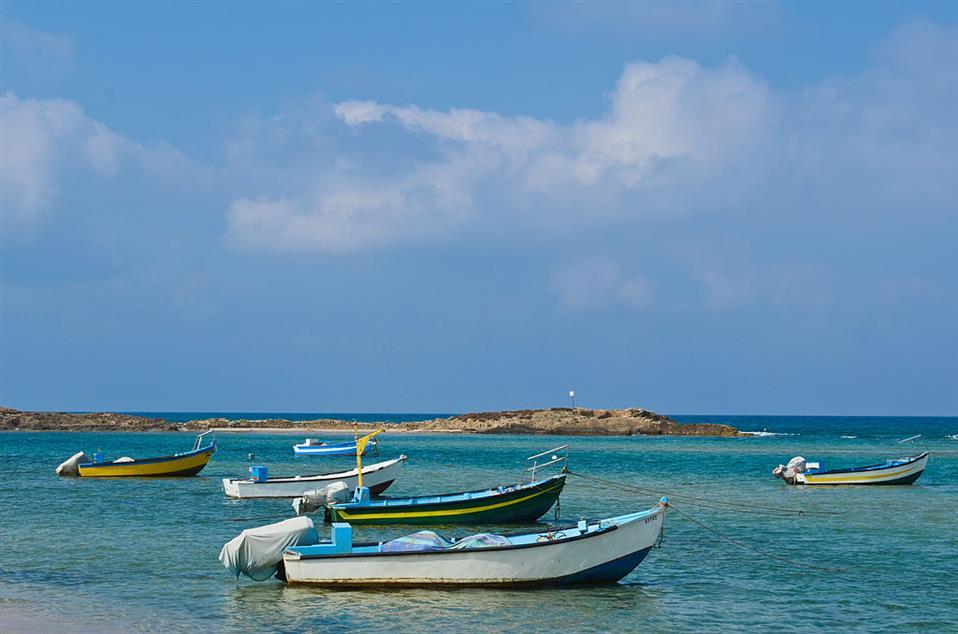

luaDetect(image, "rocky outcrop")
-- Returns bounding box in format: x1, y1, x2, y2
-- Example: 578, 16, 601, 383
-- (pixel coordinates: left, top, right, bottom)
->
0, 409, 171, 431
410, 408, 740, 436
0, 406, 740, 437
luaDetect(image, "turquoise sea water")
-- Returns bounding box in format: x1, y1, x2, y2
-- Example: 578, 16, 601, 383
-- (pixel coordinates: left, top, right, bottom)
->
2, 415, 957, 632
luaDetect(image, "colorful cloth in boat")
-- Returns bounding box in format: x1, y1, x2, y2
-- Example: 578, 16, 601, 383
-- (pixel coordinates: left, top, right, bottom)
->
450, 533, 511, 550
382, 531, 453, 552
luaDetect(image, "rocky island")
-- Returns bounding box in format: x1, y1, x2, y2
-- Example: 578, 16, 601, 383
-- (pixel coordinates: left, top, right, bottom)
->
0, 406, 739, 436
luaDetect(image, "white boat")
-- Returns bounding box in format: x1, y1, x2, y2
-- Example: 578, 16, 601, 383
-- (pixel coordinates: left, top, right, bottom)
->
222, 455, 406, 499
293, 430, 380, 456
773, 452, 929, 485
280, 501, 667, 586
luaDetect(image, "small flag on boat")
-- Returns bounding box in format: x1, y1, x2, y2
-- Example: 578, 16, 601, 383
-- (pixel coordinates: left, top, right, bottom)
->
355, 430, 379, 456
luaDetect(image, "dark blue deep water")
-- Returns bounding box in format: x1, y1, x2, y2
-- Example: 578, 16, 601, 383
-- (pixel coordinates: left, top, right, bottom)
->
2, 415, 956, 632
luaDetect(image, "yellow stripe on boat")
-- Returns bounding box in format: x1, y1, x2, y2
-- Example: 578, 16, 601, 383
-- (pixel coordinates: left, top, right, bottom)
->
801, 462, 922, 484
77, 448, 213, 477
333, 482, 565, 521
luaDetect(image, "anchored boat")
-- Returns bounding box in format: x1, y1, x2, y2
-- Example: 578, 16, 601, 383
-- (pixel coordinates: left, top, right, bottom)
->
316, 444, 568, 525
773, 452, 929, 485
223, 455, 406, 498
221, 499, 668, 586
293, 430, 379, 456
325, 473, 566, 525
55, 432, 216, 478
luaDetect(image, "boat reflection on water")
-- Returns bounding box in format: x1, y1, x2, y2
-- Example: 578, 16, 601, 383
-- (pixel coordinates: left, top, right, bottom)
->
222, 575, 662, 632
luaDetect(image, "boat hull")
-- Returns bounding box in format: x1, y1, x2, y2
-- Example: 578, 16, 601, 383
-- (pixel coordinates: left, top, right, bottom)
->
293, 443, 372, 456
284, 506, 665, 586
76, 446, 215, 478
222, 456, 405, 499
328, 475, 565, 525
795, 452, 929, 485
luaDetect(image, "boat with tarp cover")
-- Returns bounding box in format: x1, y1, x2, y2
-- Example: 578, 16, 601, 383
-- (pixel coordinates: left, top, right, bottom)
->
55, 432, 216, 478
220, 498, 668, 586
773, 451, 929, 485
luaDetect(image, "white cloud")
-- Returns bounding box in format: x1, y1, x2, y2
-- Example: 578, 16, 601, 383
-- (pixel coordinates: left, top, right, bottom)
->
0, 93, 186, 221
336, 56, 772, 194
228, 55, 774, 252
225, 165, 475, 253
0, 20, 73, 62
334, 101, 560, 161
552, 258, 655, 309
790, 21, 958, 204
218, 21, 955, 258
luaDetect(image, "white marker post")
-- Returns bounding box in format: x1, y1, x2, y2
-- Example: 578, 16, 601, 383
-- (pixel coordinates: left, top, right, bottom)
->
569, 390, 576, 412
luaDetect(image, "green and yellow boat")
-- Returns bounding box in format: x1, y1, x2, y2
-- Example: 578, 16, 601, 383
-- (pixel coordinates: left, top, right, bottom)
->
322, 444, 569, 525
325, 473, 567, 525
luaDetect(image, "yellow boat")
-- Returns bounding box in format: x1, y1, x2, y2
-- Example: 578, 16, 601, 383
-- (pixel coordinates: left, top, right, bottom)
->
73, 432, 216, 478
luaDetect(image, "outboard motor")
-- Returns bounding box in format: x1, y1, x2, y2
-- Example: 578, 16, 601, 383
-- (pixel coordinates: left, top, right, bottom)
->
291, 481, 350, 516
772, 456, 806, 483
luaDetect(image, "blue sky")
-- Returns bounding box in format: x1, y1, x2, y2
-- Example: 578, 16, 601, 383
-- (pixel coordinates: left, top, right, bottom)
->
1, 2, 956, 415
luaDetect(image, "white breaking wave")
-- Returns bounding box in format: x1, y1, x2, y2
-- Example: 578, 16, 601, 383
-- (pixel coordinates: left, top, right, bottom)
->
741, 430, 797, 437
947, 434, 958, 440
841, 435, 858, 439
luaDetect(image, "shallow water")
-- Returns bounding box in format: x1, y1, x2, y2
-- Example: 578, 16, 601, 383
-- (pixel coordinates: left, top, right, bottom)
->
2, 416, 956, 632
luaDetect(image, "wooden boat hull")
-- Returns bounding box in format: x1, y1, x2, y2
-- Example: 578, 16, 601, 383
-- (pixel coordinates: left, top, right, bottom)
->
327, 475, 566, 525
284, 505, 665, 586
222, 456, 406, 499
795, 452, 929, 485
76, 446, 215, 478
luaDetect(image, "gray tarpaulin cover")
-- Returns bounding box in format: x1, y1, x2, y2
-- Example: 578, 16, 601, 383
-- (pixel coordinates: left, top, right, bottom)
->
219, 516, 318, 581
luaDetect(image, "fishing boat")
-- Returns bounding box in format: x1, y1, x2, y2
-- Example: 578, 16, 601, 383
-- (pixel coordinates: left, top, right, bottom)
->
326, 473, 566, 525
220, 499, 668, 586
222, 455, 407, 499
773, 452, 929, 485
293, 431, 378, 456
55, 431, 216, 478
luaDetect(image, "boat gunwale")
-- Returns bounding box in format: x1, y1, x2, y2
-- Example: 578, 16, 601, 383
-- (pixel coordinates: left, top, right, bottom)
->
333, 473, 567, 510
283, 545, 656, 587
223, 456, 405, 485
287, 507, 664, 561
289, 522, 622, 561
294, 440, 362, 450
806, 451, 928, 476
76, 444, 215, 468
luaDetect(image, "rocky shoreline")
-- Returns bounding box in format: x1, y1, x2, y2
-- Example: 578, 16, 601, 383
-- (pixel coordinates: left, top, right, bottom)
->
0, 406, 740, 437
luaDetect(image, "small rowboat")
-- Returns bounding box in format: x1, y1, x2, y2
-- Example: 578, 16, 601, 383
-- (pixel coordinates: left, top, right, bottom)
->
222, 455, 406, 499
293, 432, 378, 456
773, 452, 929, 485
58, 432, 216, 478
220, 500, 668, 586
283, 501, 667, 586
325, 474, 566, 525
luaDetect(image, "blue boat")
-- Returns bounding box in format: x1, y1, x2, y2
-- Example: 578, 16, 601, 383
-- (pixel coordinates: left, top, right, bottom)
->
293, 431, 379, 456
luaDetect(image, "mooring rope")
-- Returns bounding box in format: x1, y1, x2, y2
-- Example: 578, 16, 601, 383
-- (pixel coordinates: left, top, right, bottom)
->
568, 479, 801, 516
225, 513, 290, 522
564, 469, 840, 517
664, 502, 845, 573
